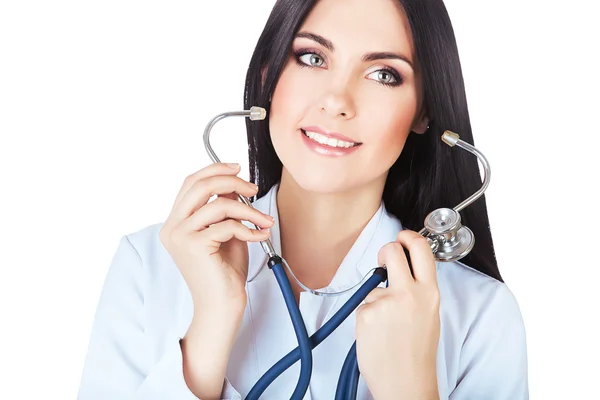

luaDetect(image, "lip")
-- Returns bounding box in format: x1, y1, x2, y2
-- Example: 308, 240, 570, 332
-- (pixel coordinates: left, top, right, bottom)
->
301, 126, 361, 144
300, 129, 361, 157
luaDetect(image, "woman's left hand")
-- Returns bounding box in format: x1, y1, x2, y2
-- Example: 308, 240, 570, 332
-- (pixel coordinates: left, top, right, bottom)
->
356, 230, 441, 400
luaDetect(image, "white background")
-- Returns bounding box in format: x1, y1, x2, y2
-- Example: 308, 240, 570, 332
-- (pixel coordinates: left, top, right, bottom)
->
1, 0, 598, 398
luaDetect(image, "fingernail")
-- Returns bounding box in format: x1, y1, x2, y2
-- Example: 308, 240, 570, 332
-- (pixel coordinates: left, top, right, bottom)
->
249, 182, 258, 190
227, 163, 239, 169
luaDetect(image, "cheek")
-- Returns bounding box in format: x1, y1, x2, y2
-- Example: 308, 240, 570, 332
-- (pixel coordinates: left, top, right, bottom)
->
267, 64, 310, 165
269, 64, 316, 128
364, 98, 416, 152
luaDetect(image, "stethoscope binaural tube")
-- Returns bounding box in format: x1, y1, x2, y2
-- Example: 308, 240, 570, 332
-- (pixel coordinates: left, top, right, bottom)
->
203, 108, 313, 398
202, 107, 279, 260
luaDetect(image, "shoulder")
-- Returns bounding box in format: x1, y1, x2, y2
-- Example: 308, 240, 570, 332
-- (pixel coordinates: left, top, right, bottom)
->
436, 262, 529, 397
123, 222, 165, 259
115, 222, 194, 334
117, 221, 188, 295
121, 221, 182, 276
437, 260, 525, 344
438, 260, 518, 305
435, 259, 528, 392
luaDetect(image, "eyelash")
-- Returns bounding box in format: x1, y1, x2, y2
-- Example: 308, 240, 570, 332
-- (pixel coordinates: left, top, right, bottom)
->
292, 48, 404, 88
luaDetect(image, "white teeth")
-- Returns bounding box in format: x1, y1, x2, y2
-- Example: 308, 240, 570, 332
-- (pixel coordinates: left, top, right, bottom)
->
304, 130, 356, 148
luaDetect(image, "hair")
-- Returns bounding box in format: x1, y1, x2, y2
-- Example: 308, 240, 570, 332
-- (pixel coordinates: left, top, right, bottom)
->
242, 0, 503, 282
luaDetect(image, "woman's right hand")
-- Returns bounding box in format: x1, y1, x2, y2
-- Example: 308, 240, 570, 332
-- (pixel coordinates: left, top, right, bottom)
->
159, 162, 275, 312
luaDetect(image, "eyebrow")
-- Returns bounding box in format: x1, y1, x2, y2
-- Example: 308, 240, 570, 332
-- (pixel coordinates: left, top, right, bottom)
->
295, 32, 414, 70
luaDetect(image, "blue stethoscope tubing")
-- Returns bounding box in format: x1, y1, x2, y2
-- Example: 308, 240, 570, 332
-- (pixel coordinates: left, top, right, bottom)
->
245, 254, 389, 400
202, 108, 488, 398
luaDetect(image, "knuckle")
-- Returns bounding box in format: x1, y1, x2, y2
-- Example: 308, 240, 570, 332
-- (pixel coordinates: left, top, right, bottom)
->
391, 241, 405, 251
223, 219, 238, 230
211, 197, 234, 217
184, 173, 198, 185
189, 177, 209, 197
395, 230, 409, 241
396, 229, 419, 240
356, 306, 372, 325
378, 242, 397, 265
379, 242, 395, 256
380, 296, 396, 313
211, 196, 229, 207
397, 288, 416, 304
381, 242, 403, 258
410, 235, 428, 246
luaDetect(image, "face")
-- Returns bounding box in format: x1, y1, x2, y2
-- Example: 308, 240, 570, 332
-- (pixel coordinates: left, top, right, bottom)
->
268, 0, 428, 195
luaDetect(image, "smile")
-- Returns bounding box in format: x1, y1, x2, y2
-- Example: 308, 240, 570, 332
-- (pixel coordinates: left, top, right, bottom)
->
301, 129, 360, 148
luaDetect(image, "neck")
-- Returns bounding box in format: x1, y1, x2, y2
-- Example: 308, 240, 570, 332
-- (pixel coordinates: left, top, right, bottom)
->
276, 168, 386, 288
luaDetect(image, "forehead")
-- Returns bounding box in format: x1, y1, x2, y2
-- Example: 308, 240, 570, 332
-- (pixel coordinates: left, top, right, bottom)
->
298, 0, 414, 57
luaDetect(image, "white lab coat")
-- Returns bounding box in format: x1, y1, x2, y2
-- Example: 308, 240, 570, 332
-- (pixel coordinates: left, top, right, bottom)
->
77, 182, 528, 399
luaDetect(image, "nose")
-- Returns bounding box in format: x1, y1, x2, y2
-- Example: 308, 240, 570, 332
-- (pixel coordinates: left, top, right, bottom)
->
318, 88, 356, 119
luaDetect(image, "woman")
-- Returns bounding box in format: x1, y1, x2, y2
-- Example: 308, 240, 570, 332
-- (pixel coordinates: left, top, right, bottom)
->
78, 0, 528, 398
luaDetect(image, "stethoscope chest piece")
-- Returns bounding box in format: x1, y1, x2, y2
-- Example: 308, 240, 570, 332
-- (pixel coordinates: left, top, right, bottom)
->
424, 208, 475, 262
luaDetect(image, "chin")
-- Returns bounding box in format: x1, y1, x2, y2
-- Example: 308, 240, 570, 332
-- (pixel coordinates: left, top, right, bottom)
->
283, 164, 361, 195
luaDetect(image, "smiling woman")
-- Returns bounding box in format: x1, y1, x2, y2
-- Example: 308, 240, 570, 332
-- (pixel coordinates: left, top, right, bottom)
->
268, 2, 428, 197
77, 0, 529, 399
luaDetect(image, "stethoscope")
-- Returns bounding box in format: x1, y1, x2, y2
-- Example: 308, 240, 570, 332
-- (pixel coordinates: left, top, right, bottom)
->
203, 106, 491, 399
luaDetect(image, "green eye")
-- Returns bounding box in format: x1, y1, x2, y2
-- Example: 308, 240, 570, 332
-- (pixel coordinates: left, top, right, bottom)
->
367, 70, 396, 84
366, 68, 403, 87
299, 53, 325, 67
378, 71, 394, 83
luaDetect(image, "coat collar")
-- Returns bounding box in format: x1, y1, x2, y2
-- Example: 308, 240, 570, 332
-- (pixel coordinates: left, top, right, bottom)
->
246, 182, 410, 290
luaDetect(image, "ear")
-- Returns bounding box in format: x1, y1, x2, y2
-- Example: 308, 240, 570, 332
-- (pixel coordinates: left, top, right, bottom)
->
411, 112, 430, 134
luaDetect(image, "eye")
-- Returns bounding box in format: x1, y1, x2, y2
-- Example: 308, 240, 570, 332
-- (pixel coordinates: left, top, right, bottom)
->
295, 51, 326, 68
366, 68, 403, 87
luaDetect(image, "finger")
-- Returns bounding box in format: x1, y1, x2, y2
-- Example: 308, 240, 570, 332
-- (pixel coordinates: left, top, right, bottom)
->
183, 196, 274, 232
172, 174, 259, 223
395, 230, 437, 284
195, 219, 272, 247
220, 192, 241, 201
363, 287, 387, 304
173, 163, 243, 210
377, 241, 413, 289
